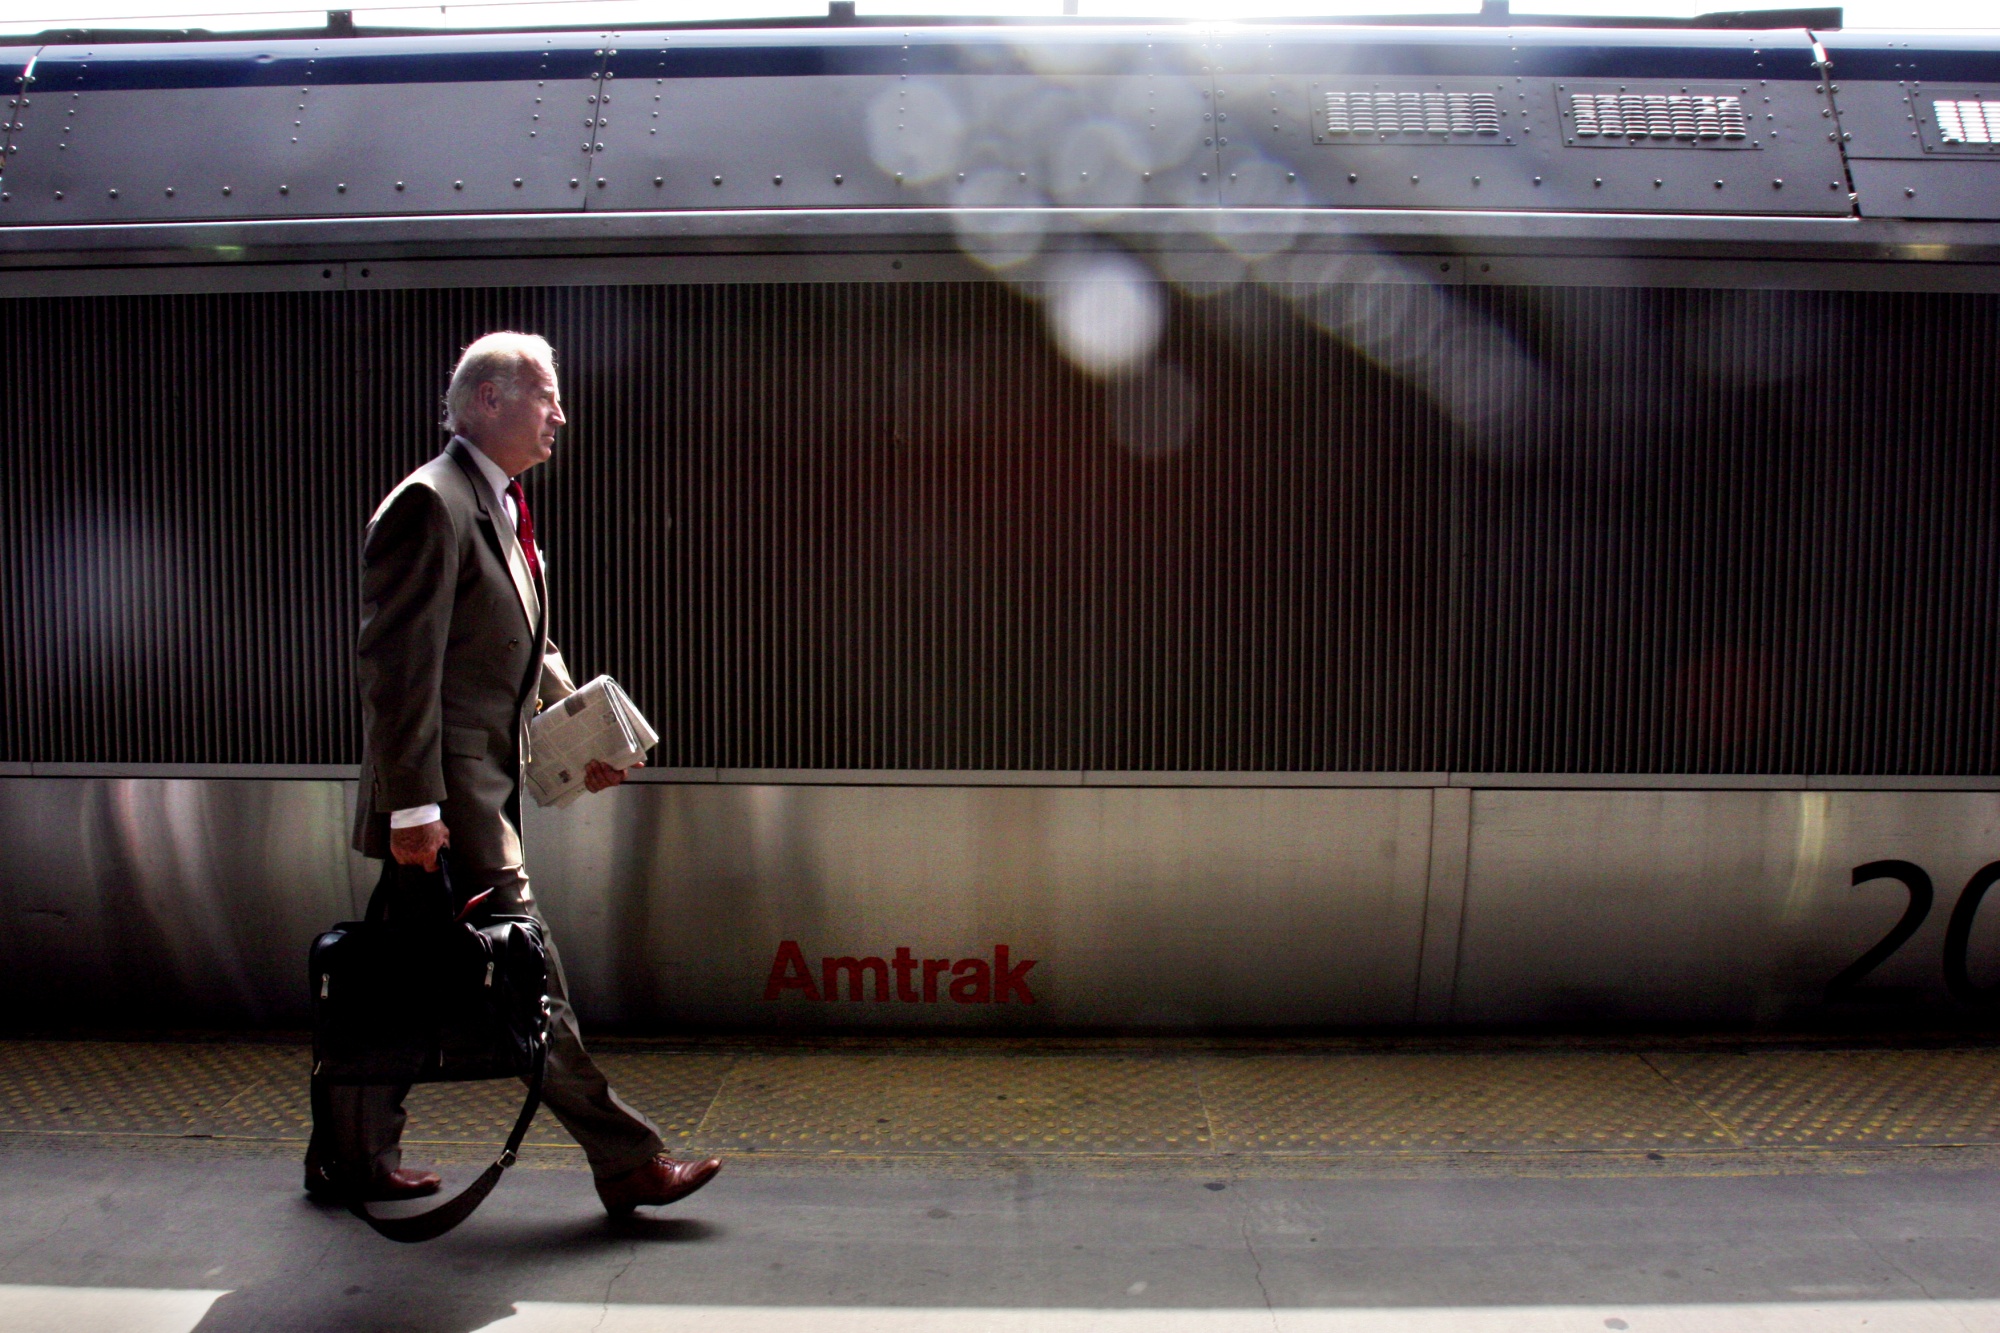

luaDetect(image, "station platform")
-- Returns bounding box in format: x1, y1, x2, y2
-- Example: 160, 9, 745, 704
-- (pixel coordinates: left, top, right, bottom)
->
6, 1035, 2000, 1331
9, 1034, 2000, 1172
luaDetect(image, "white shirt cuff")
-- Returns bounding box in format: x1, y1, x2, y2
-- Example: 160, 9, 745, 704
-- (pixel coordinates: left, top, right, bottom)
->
389, 804, 442, 829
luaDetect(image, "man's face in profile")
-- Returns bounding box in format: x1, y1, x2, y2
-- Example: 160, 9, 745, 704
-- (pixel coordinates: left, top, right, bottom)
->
482, 359, 566, 472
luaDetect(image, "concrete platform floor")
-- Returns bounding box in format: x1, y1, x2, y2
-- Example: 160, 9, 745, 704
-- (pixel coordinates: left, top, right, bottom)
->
6, 1036, 2000, 1332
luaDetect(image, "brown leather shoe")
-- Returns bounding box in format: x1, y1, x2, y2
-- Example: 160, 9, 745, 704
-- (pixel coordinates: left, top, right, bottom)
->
304, 1161, 441, 1204
365, 1168, 442, 1202
595, 1153, 722, 1215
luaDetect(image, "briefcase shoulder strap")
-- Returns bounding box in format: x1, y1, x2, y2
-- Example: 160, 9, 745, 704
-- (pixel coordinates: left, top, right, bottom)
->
346, 1034, 547, 1244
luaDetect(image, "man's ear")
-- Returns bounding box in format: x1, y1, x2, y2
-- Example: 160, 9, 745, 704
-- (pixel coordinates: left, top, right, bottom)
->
472, 378, 503, 416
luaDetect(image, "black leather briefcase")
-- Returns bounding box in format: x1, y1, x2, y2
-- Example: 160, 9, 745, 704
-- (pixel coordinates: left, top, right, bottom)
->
308, 851, 551, 1242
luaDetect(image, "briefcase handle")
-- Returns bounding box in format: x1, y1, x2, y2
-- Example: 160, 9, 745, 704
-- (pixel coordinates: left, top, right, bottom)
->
366, 848, 494, 928
346, 1027, 548, 1244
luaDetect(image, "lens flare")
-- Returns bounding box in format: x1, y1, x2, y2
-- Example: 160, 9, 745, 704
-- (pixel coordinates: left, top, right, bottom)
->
1044, 253, 1165, 378
1048, 119, 1148, 212
1259, 249, 1540, 442
1153, 243, 1249, 298
867, 81, 966, 186
1109, 74, 1206, 171
951, 169, 1048, 271
1211, 155, 1306, 261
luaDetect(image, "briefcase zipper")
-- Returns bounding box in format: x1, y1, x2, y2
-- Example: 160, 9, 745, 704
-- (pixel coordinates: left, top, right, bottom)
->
319, 974, 328, 1000
484, 961, 495, 988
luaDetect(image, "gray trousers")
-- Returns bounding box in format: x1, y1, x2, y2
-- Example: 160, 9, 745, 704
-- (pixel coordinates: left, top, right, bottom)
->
309, 804, 665, 1183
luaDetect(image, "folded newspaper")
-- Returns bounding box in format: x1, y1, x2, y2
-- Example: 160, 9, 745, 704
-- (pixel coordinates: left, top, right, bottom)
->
525, 676, 659, 809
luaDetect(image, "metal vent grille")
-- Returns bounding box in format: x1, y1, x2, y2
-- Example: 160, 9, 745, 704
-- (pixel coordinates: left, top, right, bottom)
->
2, 282, 1998, 774
1323, 90, 1502, 140
1935, 97, 2000, 146
1567, 92, 1749, 145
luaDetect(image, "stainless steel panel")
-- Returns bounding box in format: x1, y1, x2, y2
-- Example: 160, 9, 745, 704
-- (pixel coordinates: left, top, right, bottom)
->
0, 46, 31, 199
0, 777, 1438, 1032
1218, 73, 1543, 218
1832, 80, 2000, 166
264, 75, 585, 218
1850, 157, 2000, 220
1452, 789, 2000, 1024
521, 783, 1436, 1029
1413, 785, 1471, 1023
0, 208, 1948, 271
1213, 30, 1847, 218
0, 778, 366, 1028
1909, 87, 2000, 156
0, 262, 348, 299
1080, 771, 1446, 788
1463, 256, 2000, 293
6, 776, 2000, 1032
590, 66, 903, 212
588, 31, 1216, 219
1820, 31, 2000, 144
704, 770, 1083, 787
0, 37, 600, 226
1820, 77, 1919, 160
2, 41, 326, 224
1220, 73, 1847, 216
3, 82, 307, 224
651, 73, 923, 212
17, 27, 2000, 237
338, 253, 984, 291
18, 242, 2000, 300
338, 39, 603, 216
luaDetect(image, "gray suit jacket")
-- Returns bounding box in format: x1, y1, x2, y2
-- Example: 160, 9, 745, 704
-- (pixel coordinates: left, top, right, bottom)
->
351, 437, 575, 864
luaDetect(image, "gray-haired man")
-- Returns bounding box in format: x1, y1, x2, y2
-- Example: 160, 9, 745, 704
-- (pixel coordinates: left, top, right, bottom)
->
306, 331, 720, 1215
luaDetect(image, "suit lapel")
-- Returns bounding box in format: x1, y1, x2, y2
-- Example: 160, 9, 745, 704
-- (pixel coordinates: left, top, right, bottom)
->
447, 438, 541, 633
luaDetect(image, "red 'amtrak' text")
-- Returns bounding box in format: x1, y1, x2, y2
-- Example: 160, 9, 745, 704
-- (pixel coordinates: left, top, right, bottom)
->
762, 942, 1037, 1004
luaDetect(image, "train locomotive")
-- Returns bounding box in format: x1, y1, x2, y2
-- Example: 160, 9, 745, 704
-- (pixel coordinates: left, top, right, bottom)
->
2, 11, 1999, 1032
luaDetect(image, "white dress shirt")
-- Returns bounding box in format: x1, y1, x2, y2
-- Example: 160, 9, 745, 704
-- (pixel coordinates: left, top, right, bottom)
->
388, 439, 528, 832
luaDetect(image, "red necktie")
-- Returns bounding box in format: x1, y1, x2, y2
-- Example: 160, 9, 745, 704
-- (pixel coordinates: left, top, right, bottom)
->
508, 479, 541, 582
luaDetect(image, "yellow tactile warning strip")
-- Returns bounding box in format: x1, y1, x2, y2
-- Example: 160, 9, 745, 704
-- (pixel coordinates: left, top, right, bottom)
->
7, 1040, 2000, 1163
590, 1053, 738, 1147
1650, 1050, 2000, 1148
1196, 1053, 1734, 1153
703, 1054, 1211, 1154
0, 1041, 298, 1136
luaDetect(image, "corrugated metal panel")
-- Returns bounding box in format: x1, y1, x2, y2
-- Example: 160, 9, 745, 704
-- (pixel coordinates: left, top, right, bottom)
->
1, 281, 1996, 773
1087, 284, 1449, 772
1451, 286, 2000, 774
6, 292, 367, 765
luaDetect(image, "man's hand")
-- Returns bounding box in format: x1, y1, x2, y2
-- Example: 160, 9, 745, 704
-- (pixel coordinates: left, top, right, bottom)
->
391, 820, 450, 871
584, 759, 640, 793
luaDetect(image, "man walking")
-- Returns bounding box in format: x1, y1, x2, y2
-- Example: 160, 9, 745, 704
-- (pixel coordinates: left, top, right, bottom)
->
306, 331, 720, 1215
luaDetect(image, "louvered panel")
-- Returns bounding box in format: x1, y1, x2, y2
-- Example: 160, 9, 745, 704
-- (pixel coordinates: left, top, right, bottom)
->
5, 292, 365, 765
1, 281, 1997, 774
1085, 285, 1450, 772
1321, 90, 1505, 141
1449, 286, 2000, 775
1928, 95, 2000, 151
1566, 92, 1750, 145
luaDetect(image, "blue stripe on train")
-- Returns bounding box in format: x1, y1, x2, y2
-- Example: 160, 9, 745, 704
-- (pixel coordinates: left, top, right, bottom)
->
21, 33, 1828, 93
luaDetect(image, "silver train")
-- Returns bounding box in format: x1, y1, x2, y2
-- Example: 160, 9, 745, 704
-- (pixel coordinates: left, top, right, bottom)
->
3, 15, 2000, 1032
